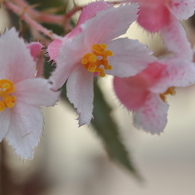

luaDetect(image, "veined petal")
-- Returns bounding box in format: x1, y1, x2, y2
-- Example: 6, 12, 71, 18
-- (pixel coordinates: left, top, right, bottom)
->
133, 93, 169, 134
167, 0, 195, 20
83, 3, 139, 48
27, 42, 42, 61
106, 38, 156, 77
161, 16, 193, 60
0, 28, 35, 82
14, 78, 60, 107
66, 65, 94, 126
0, 109, 10, 142
150, 57, 195, 93
6, 102, 43, 159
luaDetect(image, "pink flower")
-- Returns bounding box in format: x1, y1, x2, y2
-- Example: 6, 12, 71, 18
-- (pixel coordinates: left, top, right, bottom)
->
131, 0, 195, 60
48, 2, 156, 125
0, 28, 60, 159
114, 56, 195, 134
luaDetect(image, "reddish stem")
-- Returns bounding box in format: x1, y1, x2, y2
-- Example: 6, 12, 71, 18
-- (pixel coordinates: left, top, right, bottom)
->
4, 1, 59, 39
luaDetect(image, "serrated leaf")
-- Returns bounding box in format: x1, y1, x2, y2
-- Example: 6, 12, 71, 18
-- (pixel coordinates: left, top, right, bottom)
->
91, 81, 142, 180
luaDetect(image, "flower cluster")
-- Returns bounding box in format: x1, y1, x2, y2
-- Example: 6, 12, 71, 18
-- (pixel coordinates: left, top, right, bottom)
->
1, 0, 195, 158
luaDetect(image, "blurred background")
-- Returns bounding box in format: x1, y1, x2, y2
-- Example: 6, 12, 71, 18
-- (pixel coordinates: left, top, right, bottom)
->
1, 0, 195, 194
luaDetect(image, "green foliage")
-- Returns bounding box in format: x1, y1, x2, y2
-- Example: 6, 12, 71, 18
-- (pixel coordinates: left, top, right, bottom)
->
92, 82, 142, 180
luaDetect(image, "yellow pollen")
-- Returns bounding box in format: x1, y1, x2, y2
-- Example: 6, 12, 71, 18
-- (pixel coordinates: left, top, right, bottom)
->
0, 79, 16, 111
81, 43, 113, 77
160, 87, 175, 102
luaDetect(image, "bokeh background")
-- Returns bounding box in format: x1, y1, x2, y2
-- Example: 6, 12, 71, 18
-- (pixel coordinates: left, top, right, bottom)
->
1, 0, 195, 194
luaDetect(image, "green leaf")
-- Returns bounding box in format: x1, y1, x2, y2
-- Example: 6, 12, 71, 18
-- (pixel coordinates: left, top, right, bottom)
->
91, 81, 142, 180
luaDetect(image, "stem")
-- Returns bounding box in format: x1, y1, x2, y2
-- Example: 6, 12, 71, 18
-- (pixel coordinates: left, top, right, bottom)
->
12, 0, 64, 25
0, 142, 11, 195
4, 1, 59, 39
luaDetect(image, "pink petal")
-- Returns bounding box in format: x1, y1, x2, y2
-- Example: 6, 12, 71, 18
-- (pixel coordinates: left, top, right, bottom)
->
151, 57, 195, 93
27, 42, 42, 61
114, 76, 149, 110
167, 0, 195, 20
50, 39, 86, 90
133, 93, 169, 134
14, 78, 60, 107
6, 101, 43, 159
47, 39, 63, 61
0, 28, 35, 83
161, 16, 193, 60
0, 109, 10, 142
83, 3, 139, 48
106, 38, 156, 77
67, 1, 111, 39
77, 1, 111, 26
137, 1, 171, 32
66, 65, 94, 126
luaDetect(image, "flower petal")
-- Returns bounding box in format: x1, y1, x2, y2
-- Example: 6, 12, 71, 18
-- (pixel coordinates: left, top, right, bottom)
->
161, 16, 193, 60
49, 39, 85, 90
137, 0, 170, 32
106, 38, 156, 77
133, 93, 169, 134
167, 0, 195, 20
6, 101, 43, 159
14, 78, 60, 107
27, 42, 42, 61
0, 109, 10, 142
0, 28, 35, 82
47, 39, 63, 61
150, 57, 195, 93
66, 1, 112, 39
113, 76, 149, 110
66, 65, 94, 126
77, 1, 111, 26
83, 3, 139, 48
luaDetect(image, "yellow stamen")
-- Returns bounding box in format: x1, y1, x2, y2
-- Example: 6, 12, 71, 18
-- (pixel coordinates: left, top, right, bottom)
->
0, 79, 16, 111
160, 87, 175, 102
81, 43, 113, 77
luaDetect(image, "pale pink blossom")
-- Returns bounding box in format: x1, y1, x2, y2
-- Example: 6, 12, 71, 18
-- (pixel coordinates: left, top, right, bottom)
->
131, 0, 195, 60
114, 56, 195, 134
48, 2, 156, 125
0, 28, 60, 159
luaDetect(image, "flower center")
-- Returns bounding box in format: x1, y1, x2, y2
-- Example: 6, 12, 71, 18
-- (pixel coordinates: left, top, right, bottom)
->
81, 43, 113, 77
159, 87, 175, 102
0, 79, 16, 111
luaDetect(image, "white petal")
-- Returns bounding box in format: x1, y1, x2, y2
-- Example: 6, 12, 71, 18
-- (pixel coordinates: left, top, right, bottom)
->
14, 78, 60, 107
167, 0, 195, 20
161, 16, 193, 60
50, 39, 85, 90
150, 57, 195, 93
6, 101, 43, 159
83, 3, 139, 48
0, 28, 35, 82
133, 93, 169, 134
66, 65, 94, 126
106, 38, 156, 77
